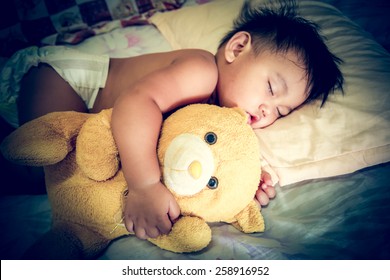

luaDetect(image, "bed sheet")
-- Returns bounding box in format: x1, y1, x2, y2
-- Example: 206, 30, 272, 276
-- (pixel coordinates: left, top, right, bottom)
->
1, 162, 389, 260
56, 0, 201, 58
71, 24, 172, 58
101, 162, 390, 260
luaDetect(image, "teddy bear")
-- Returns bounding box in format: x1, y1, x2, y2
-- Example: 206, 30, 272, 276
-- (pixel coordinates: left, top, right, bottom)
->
1, 104, 264, 259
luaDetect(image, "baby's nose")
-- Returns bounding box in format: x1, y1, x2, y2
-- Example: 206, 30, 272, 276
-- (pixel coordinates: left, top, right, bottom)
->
259, 104, 269, 118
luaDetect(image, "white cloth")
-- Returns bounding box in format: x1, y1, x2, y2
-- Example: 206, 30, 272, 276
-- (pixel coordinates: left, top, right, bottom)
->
0, 46, 109, 127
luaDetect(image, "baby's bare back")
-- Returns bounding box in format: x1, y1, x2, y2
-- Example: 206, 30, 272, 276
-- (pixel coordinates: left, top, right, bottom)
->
92, 49, 215, 112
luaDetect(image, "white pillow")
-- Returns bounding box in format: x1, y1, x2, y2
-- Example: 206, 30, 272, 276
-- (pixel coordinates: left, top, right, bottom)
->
150, 0, 390, 185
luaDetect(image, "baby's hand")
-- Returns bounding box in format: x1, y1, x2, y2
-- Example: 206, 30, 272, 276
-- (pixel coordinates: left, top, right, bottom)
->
255, 170, 276, 206
124, 181, 180, 239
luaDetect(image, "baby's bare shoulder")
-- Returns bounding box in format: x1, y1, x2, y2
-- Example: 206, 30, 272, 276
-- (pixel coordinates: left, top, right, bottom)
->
151, 50, 218, 108
170, 49, 216, 67
171, 49, 218, 82
179, 49, 215, 60
110, 49, 217, 108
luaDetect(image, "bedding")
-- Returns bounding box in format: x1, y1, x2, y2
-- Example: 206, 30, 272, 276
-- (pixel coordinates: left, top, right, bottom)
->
1, 0, 390, 260
0, 0, 185, 56
1, 162, 389, 259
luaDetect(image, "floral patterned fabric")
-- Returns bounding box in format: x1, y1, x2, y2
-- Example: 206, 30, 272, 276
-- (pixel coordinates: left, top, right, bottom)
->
0, 0, 185, 57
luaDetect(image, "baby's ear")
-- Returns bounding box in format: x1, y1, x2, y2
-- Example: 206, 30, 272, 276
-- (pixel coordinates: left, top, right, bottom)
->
224, 31, 251, 63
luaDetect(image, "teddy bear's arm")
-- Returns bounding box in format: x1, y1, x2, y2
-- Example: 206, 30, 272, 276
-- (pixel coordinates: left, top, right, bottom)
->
148, 216, 212, 253
1, 111, 89, 166
76, 109, 120, 181
232, 200, 265, 233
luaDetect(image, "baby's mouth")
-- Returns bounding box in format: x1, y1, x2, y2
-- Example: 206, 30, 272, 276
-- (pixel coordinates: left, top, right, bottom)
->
246, 112, 258, 125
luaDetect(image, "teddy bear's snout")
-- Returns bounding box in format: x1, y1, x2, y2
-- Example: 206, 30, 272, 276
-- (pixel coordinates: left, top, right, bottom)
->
163, 133, 215, 196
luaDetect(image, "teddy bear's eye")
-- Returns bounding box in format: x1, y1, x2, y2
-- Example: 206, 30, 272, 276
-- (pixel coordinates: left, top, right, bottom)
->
204, 132, 217, 145
207, 177, 218, 189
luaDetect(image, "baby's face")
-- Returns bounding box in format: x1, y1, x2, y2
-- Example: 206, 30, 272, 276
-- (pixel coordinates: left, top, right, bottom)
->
217, 49, 308, 128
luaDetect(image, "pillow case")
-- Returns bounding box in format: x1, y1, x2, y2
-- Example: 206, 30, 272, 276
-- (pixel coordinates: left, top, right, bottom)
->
320, 0, 390, 52
150, 0, 390, 186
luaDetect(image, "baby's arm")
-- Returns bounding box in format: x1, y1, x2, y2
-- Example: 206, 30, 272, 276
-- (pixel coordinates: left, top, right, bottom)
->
111, 51, 217, 239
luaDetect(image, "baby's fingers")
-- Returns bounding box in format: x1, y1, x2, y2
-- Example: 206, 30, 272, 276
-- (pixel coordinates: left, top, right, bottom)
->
139, 217, 172, 239
145, 227, 161, 239
124, 219, 134, 234
255, 188, 270, 206
134, 227, 148, 240
261, 183, 276, 199
261, 171, 273, 186
168, 199, 181, 223
156, 215, 174, 235
124, 217, 150, 239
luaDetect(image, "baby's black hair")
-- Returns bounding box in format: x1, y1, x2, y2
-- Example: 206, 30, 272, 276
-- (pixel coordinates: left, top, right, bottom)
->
219, 0, 344, 107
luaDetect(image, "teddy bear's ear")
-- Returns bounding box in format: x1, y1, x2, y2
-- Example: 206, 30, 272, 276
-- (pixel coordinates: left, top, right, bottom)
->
76, 109, 120, 181
1, 111, 89, 166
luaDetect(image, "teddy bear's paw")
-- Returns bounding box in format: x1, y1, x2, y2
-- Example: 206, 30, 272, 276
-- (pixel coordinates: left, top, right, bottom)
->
149, 216, 211, 253
232, 200, 265, 233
